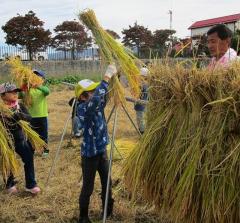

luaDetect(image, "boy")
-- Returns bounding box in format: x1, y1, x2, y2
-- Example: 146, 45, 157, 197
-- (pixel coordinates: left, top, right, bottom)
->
134, 66, 149, 134
22, 70, 50, 156
0, 82, 40, 194
76, 64, 117, 223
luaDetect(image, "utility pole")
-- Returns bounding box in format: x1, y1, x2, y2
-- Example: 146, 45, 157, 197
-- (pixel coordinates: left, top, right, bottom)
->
168, 10, 173, 31
168, 10, 173, 50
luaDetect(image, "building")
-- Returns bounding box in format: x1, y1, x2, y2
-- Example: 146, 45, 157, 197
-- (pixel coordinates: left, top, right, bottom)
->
189, 13, 240, 37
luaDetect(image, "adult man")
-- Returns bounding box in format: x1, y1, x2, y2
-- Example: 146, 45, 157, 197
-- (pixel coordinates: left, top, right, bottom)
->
207, 24, 239, 68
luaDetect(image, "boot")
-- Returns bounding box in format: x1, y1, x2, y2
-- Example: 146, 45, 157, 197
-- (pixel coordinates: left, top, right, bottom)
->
79, 207, 92, 223
102, 198, 114, 218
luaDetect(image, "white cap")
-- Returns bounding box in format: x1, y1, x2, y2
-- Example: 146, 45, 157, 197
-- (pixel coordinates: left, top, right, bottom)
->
140, 67, 149, 77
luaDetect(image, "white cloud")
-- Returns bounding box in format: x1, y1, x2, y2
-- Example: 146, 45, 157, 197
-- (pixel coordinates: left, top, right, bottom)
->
0, 0, 239, 44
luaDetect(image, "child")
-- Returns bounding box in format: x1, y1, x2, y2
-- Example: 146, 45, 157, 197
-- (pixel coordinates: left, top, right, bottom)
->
134, 66, 149, 134
76, 64, 117, 223
22, 70, 50, 156
0, 82, 40, 194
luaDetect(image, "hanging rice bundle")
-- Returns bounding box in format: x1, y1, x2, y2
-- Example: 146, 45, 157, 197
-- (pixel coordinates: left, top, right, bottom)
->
79, 9, 141, 104
7, 58, 43, 107
123, 60, 240, 223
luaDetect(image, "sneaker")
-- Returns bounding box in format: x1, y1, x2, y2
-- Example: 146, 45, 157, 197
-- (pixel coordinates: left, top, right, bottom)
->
42, 149, 49, 157
7, 186, 18, 194
25, 186, 41, 194
74, 132, 82, 138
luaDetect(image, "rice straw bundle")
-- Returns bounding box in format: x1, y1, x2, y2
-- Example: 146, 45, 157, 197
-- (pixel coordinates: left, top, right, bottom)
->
79, 9, 141, 104
0, 102, 19, 180
19, 120, 46, 153
123, 60, 240, 223
7, 58, 44, 107
7, 58, 44, 89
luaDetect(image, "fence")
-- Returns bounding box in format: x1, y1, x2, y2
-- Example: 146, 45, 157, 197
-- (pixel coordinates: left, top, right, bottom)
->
0, 46, 99, 61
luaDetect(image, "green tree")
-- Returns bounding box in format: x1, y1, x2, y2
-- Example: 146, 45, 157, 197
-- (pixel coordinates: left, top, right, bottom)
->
122, 22, 153, 58
2, 11, 51, 60
153, 29, 176, 56
51, 21, 92, 60
231, 29, 240, 54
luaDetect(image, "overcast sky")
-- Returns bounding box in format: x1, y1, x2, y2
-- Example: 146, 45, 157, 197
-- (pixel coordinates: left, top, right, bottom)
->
0, 0, 239, 44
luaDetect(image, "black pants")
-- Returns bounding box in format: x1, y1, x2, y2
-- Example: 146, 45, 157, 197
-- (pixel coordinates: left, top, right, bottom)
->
31, 117, 48, 152
79, 152, 113, 209
6, 140, 36, 189
30, 117, 48, 144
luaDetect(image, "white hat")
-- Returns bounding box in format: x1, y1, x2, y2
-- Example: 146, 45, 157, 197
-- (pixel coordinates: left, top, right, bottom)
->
140, 67, 149, 77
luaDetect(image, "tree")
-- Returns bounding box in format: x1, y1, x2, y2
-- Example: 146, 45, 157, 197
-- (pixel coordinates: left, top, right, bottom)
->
51, 21, 91, 60
153, 29, 176, 56
232, 29, 240, 54
2, 11, 51, 60
122, 22, 153, 58
106, 29, 120, 39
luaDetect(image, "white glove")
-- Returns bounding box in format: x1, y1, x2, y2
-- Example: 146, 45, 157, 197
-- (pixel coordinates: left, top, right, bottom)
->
104, 64, 117, 79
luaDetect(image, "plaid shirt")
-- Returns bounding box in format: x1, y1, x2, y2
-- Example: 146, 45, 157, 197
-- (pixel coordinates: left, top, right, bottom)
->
77, 80, 109, 157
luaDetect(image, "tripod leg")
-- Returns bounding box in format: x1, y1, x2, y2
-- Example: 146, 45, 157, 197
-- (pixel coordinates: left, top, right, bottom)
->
106, 105, 115, 124
103, 107, 118, 223
121, 104, 142, 136
108, 137, 123, 160
45, 99, 76, 188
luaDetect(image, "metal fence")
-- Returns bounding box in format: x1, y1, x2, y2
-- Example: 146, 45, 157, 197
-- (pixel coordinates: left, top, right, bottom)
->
0, 46, 99, 61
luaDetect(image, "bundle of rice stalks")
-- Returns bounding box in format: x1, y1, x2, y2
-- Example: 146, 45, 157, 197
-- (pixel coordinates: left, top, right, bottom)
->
123, 60, 240, 223
7, 58, 44, 89
79, 9, 141, 105
19, 120, 47, 153
0, 103, 19, 180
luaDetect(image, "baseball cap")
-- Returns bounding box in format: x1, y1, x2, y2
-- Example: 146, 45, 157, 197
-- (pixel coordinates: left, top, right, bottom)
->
0, 82, 21, 94
33, 69, 46, 79
75, 79, 100, 98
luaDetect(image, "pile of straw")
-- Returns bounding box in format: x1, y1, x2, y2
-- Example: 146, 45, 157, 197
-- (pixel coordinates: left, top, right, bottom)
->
123, 61, 240, 223
79, 9, 141, 104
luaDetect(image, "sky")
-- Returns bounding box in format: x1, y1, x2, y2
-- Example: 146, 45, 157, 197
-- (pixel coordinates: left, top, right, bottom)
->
0, 0, 240, 45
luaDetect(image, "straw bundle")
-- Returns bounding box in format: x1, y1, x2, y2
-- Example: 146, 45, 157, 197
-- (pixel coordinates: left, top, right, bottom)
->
0, 103, 19, 180
79, 9, 141, 104
123, 61, 240, 223
7, 58, 44, 88
7, 58, 43, 107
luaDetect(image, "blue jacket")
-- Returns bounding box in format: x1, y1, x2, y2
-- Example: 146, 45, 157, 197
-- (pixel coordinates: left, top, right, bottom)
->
134, 83, 148, 111
77, 80, 109, 157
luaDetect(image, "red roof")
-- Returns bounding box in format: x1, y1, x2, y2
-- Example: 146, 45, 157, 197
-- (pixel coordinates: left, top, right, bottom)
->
189, 13, 240, 29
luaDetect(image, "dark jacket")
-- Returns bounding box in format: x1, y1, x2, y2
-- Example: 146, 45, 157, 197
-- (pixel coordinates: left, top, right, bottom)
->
1, 103, 31, 141
76, 80, 109, 157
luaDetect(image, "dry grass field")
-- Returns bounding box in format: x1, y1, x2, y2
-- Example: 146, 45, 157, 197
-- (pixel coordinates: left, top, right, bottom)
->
0, 86, 162, 223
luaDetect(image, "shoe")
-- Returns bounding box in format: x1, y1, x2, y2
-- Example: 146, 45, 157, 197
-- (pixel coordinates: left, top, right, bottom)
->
74, 132, 82, 138
7, 186, 18, 194
42, 149, 49, 157
78, 217, 92, 223
25, 186, 41, 194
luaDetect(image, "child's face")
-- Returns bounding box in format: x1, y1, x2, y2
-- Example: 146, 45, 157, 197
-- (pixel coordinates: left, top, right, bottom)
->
1, 91, 18, 103
80, 90, 95, 101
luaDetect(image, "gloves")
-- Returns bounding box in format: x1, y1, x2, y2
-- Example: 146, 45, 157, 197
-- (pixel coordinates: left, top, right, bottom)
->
104, 64, 117, 79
